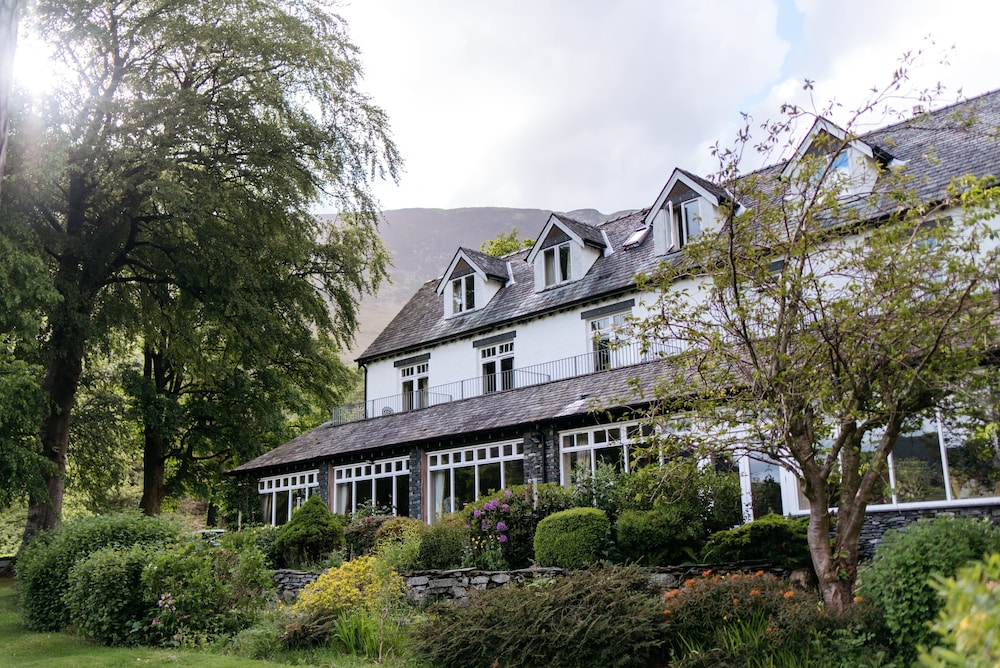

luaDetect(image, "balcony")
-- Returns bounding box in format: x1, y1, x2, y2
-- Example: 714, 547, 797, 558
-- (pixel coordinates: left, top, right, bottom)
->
330, 340, 682, 425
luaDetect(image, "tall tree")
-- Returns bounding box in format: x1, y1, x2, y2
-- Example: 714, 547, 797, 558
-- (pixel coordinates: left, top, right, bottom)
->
635, 79, 1000, 613
3, 0, 398, 543
480, 227, 533, 256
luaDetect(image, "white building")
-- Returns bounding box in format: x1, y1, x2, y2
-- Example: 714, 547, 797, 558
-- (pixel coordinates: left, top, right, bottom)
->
234, 90, 1000, 550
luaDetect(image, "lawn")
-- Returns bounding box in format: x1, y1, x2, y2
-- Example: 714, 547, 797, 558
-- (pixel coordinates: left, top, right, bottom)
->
0, 577, 409, 667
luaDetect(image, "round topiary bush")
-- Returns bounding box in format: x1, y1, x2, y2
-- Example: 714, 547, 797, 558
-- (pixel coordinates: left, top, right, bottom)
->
533, 507, 610, 569
16, 512, 180, 631
700, 513, 811, 570
616, 506, 704, 566
274, 495, 345, 568
65, 543, 157, 646
862, 516, 1000, 662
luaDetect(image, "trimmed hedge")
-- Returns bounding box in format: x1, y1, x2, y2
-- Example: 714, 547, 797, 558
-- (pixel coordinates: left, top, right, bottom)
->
616, 506, 704, 566
533, 507, 610, 569
701, 513, 811, 570
415, 514, 466, 569
16, 512, 179, 631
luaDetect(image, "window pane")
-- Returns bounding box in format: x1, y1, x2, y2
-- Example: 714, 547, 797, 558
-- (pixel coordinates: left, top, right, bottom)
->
500, 356, 514, 390
504, 459, 525, 487
355, 479, 373, 511
479, 462, 502, 497
261, 494, 272, 526
749, 458, 782, 518
544, 248, 555, 285
274, 491, 290, 526
431, 469, 452, 520
452, 279, 463, 312
454, 466, 476, 511
559, 244, 570, 281
893, 419, 946, 502
375, 476, 394, 511
395, 474, 410, 518
562, 451, 587, 485
335, 483, 353, 515
465, 275, 475, 310
596, 445, 625, 472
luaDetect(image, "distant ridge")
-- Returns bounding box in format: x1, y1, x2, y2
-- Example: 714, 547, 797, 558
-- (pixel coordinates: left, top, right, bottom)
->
320, 207, 633, 360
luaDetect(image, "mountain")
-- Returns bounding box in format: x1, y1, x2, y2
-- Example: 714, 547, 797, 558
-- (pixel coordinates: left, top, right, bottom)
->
324, 207, 633, 360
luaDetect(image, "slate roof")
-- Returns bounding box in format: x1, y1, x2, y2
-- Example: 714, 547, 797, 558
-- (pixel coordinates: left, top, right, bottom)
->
456, 247, 510, 282
233, 357, 688, 474
550, 213, 608, 248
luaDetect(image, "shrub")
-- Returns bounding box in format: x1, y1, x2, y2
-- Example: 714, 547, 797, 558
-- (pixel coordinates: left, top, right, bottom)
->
922, 552, 1000, 668
413, 566, 665, 668
64, 543, 157, 646
701, 514, 812, 571
291, 555, 405, 619
415, 514, 466, 569
221, 524, 282, 569
142, 538, 273, 645
16, 511, 179, 631
372, 517, 424, 572
464, 483, 574, 568
273, 496, 345, 568
862, 516, 1000, 663
660, 569, 827, 665
616, 506, 704, 566
344, 513, 395, 559
533, 507, 610, 569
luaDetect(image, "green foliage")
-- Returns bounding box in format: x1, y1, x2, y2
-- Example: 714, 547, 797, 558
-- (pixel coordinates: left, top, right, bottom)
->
344, 513, 395, 559
413, 566, 665, 668
702, 514, 812, 571
616, 506, 703, 566
274, 496, 345, 568
661, 570, 837, 666
372, 517, 424, 572
16, 512, 180, 631
290, 555, 405, 623
863, 516, 1000, 662
415, 514, 467, 570
64, 543, 156, 646
142, 539, 274, 645
464, 483, 574, 568
533, 507, 610, 569
922, 552, 1000, 668
221, 524, 282, 569
479, 227, 534, 256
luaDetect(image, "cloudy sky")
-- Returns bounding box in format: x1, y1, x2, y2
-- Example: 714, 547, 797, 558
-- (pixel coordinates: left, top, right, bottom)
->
337, 0, 1000, 214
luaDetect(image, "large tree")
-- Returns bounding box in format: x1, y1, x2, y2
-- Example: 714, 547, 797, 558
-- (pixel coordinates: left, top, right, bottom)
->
2, 0, 398, 543
636, 79, 1000, 613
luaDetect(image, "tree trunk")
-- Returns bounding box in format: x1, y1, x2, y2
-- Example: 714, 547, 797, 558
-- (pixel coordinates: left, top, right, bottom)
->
139, 346, 169, 516
140, 430, 166, 516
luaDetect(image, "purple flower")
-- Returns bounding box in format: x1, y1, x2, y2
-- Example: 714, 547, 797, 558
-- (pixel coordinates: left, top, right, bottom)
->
504, 490, 513, 498
464, 524, 471, 530
499, 534, 508, 543
481, 519, 489, 531
501, 504, 509, 512
473, 509, 482, 518
496, 521, 507, 531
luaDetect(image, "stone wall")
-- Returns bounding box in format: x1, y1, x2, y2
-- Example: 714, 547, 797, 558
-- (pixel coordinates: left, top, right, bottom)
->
857, 501, 1000, 559
273, 562, 792, 604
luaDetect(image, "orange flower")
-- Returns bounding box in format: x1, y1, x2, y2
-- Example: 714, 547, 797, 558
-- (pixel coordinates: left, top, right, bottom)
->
664, 589, 680, 600
755, 570, 765, 577
732, 598, 739, 605
750, 589, 760, 596
853, 595, 864, 604
766, 626, 773, 633
684, 578, 697, 588
783, 590, 795, 599
702, 569, 713, 577
663, 609, 671, 615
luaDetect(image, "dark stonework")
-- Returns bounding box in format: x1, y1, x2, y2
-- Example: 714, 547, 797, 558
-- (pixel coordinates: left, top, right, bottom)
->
408, 448, 423, 520
315, 464, 330, 505
522, 426, 560, 485
542, 426, 560, 483
856, 501, 1000, 560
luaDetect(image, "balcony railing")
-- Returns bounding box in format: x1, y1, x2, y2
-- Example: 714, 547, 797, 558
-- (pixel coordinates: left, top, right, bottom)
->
330, 339, 683, 425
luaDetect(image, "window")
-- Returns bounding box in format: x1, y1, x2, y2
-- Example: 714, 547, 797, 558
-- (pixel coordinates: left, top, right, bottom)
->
671, 199, 701, 249
257, 470, 320, 526
590, 312, 627, 371
560, 422, 653, 485
401, 362, 429, 410
451, 275, 475, 313
543, 242, 571, 286
427, 441, 525, 521
333, 456, 410, 516
481, 341, 514, 393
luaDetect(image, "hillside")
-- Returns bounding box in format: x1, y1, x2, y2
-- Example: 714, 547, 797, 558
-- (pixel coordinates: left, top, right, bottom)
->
326, 207, 631, 360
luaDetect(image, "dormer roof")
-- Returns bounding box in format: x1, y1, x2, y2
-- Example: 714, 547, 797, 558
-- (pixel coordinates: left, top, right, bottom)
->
435, 247, 510, 295
525, 213, 607, 265
642, 168, 734, 228
781, 117, 894, 180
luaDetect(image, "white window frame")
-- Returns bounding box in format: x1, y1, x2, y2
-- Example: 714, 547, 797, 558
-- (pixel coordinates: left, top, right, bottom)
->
332, 456, 410, 516
481, 341, 515, 393
589, 311, 628, 371
427, 441, 525, 521
543, 242, 571, 286
401, 362, 429, 410
559, 421, 653, 485
670, 199, 701, 250
257, 469, 320, 526
451, 274, 475, 313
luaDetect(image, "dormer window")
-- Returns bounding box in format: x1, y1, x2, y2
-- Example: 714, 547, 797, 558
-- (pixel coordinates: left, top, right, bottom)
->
543, 242, 571, 286
673, 199, 702, 249
452, 275, 475, 313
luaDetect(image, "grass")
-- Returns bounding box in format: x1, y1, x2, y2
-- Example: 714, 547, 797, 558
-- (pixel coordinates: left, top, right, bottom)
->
0, 577, 423, 667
